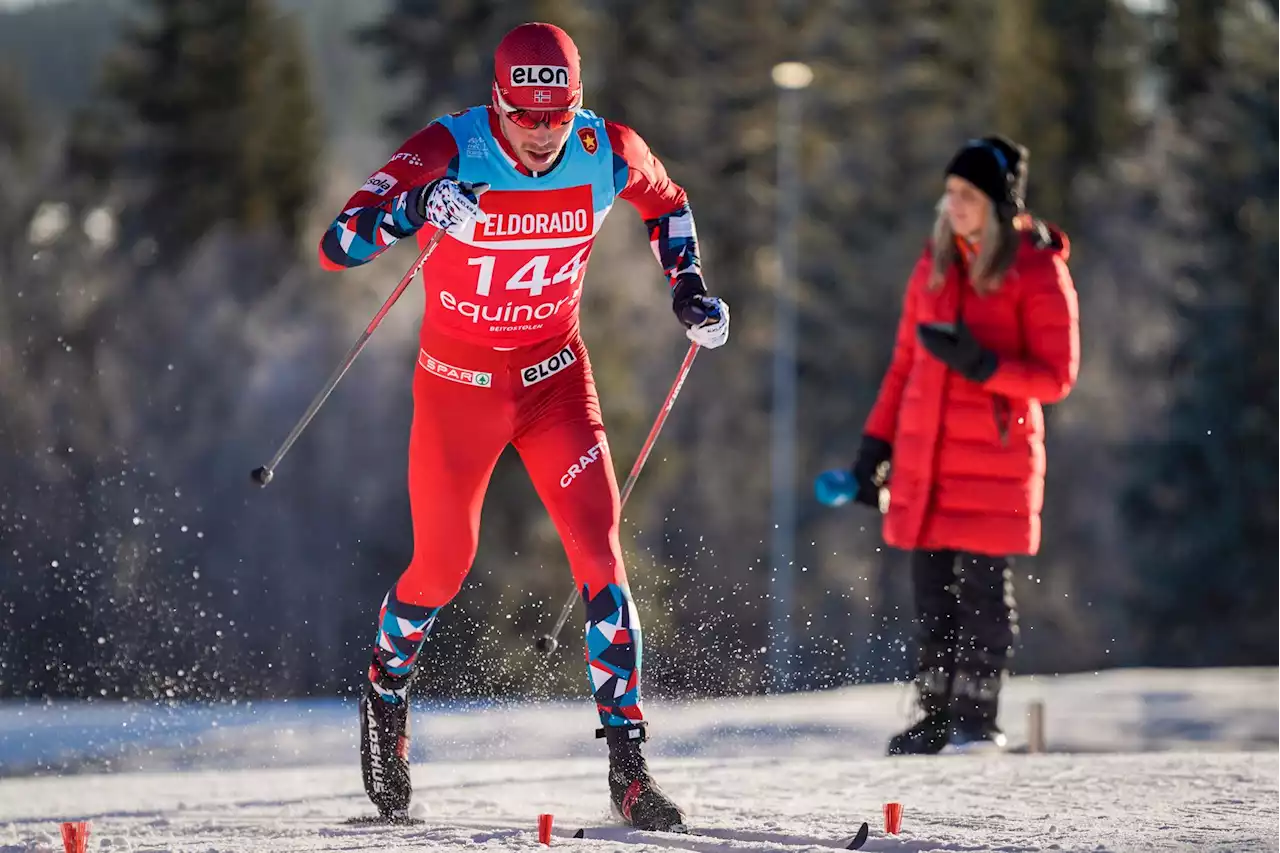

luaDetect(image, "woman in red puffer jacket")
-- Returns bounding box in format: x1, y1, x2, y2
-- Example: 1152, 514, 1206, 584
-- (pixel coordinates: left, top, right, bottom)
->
816, 135, 1079, 755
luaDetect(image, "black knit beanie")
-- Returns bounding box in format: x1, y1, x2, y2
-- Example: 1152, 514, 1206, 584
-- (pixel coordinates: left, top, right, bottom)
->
944, 135, 1029, 217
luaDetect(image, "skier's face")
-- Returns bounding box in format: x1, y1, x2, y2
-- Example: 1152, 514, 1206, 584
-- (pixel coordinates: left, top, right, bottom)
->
496, 108, 574, 173
944, 176, 990, 241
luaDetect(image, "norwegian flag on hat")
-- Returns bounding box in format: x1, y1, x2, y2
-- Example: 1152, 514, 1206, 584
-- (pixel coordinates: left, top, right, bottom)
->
492, 22, 582, 111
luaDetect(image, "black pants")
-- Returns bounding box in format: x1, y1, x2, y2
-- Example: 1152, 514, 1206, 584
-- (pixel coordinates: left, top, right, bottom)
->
910, 550, 1018, 724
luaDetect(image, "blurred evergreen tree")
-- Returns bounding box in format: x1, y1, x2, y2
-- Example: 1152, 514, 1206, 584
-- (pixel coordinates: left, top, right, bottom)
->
0, 1, 335, 701
357, 0, 516, 138
101, 0, 320, 263
1161, 0, 1222, 113
1122, 0, 1278, 665
0, 63, 34, 164
990, 0, 1136, 227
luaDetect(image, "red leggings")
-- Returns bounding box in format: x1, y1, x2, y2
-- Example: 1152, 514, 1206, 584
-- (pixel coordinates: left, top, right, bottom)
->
394, 324, 627, 607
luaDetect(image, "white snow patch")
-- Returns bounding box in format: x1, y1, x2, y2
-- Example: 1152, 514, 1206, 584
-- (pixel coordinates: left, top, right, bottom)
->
0, 668, 1275, 851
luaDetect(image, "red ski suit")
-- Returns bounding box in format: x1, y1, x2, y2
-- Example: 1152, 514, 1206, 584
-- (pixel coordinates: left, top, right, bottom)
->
320, 107, 698, 610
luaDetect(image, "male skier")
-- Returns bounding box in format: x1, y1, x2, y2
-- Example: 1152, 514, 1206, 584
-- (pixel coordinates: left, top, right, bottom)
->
318, 22, 729, 831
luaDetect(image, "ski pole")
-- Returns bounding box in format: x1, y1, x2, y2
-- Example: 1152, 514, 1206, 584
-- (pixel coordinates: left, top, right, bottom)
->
251, 183, 488, 486
535, 339, 702, 655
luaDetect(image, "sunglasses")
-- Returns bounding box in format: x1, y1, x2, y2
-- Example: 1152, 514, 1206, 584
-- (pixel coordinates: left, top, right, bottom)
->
504, 108, 576, 130
492, 85, 577, 129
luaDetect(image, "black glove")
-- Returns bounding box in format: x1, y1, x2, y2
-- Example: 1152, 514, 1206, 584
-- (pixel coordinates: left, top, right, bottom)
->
675, 293, 724, 327
671, 273, 717, 327
917, 320, 998, 382
850, 435, 893, 509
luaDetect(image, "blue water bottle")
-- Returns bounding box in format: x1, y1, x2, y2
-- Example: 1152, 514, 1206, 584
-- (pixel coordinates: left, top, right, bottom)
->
814, 468, 857, 507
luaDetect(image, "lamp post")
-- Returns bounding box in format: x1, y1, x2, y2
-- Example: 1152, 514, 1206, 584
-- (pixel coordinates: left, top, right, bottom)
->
768, 60, 811, 694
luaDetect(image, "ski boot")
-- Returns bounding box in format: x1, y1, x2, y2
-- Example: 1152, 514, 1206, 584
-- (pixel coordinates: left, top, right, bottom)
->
359, 661, 415, 821
601, 724, 686, 832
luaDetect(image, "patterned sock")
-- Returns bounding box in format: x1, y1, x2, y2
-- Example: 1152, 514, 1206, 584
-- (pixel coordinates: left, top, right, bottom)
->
584, 583, 644, 727
368, 587, 440, 704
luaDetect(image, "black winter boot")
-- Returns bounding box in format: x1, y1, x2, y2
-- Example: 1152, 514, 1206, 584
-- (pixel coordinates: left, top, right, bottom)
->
359, 660, 415, 820
601, 724, 686, 832
886, 669, 951, 756
948, 671, 1007, 751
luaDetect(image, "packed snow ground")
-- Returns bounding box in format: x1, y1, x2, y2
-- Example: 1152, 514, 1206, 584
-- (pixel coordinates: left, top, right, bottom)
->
2, 668, 1276, 852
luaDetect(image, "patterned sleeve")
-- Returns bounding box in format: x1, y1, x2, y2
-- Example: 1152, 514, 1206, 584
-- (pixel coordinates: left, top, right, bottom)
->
318, 121, 459, 270
605, 121, 701, 292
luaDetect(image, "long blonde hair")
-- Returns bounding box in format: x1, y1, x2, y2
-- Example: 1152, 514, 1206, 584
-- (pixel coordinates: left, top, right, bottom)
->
927, 196, 1018, 295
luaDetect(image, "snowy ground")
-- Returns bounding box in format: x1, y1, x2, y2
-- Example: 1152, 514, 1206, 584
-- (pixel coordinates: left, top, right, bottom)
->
2, 668, 1276, 852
